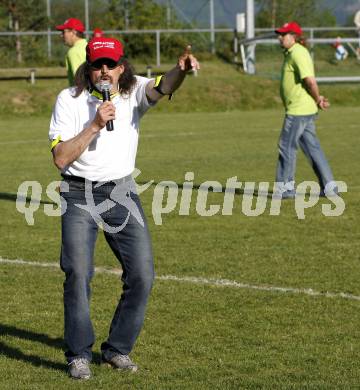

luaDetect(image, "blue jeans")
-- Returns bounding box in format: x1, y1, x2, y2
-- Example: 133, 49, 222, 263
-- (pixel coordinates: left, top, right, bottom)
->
60, 176, 154, 363
275, 114, 334, 194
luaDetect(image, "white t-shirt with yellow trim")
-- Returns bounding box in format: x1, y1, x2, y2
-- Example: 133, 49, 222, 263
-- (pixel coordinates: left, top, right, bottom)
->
49, 76, 154, 182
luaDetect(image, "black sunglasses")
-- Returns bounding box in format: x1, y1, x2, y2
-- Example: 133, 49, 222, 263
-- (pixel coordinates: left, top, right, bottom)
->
90, 58, 119, 70
277, 32, 295, 37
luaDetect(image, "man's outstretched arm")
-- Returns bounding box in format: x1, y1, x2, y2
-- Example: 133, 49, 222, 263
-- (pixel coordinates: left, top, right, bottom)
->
146, 45, 200, 102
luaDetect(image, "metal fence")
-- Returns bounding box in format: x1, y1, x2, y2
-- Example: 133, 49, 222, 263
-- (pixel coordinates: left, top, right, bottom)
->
236, 26, 360, 79
0, 26, 359, 67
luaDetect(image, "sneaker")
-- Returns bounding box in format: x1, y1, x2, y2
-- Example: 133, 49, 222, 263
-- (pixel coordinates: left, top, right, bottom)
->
102, 354, 138, 372
320, 182, 339, 198
320, 188, 339, 198
68, 358, 91, 380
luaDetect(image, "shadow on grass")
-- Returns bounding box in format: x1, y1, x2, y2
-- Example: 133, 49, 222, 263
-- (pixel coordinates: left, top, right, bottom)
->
0, 192, 56, 204
0, 324, 102, 371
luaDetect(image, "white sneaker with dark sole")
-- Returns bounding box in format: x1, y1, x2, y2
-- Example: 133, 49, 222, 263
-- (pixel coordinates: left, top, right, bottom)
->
102, 354, 138, 372
68, 358, 91, 380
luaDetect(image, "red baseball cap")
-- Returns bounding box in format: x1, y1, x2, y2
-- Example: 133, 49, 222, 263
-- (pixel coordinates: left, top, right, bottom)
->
275, 22, 302, 36
93, 28, 104, 38
56, 18, 85, 33
86, 38, 124, 64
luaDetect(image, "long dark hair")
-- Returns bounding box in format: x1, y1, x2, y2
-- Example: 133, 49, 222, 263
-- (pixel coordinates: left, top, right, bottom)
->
73, 59, 136, 98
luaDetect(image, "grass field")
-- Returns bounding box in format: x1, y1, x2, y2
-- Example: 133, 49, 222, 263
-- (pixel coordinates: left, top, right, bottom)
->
2, 59, 360, 118
0, 103, 359, 389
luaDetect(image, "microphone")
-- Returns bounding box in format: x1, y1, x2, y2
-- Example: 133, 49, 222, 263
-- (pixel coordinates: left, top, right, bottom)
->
99, 81, 114, 131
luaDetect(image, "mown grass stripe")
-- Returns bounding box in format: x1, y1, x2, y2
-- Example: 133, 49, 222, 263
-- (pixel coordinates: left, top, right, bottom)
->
1, 257, 360, 302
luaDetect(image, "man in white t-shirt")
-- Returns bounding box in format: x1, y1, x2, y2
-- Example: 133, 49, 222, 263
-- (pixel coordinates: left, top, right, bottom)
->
49, 37, 199, 380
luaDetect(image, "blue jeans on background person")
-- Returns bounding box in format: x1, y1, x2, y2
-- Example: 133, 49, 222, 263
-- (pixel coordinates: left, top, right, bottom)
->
275, 114, 335, 197
60, 176, 154, 363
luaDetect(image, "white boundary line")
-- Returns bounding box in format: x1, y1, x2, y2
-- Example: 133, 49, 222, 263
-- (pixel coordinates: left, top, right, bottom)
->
1, 257, 360, 302
1, 123, 358, 146
1, 120, 358, 146
0, 132, 198, 146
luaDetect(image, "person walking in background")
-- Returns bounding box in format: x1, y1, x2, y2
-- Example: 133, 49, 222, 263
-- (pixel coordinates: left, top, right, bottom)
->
49, 37, 199, 380
332, 36, 348, 61
274, 22, 336, 198
56, 18, 87, 86
92, 27, 104, 39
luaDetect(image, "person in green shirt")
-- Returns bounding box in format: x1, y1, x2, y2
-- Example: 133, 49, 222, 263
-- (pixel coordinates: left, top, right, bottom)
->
274, 21, 336, 198
56, 18, 87, 86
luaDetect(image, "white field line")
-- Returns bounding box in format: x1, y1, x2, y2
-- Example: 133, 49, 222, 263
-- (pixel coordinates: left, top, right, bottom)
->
1, 123, 358, 146
1, 257, 360, 302
0, 129, 288, 146
0, 132, 198, 146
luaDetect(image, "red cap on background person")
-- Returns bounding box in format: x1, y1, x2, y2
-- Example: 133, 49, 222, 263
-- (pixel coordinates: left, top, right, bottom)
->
93, 28, 104, 38
275, 21, 302, 36
56, 18, 85, 33
86, 37, 124, 64
332, 36, 342, 48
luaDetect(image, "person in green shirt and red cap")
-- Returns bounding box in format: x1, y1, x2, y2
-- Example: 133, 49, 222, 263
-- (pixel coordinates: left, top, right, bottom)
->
56, 18, 87, 86
274, 21, 337, 198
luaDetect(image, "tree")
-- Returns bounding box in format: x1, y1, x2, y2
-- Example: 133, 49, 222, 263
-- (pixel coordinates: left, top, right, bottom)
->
102, 0, 190, 61
0, 0, 205, 66
0, 0, 48, 64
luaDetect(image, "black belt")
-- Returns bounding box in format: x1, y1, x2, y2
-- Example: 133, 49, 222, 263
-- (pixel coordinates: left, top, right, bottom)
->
61, 174, 133, 186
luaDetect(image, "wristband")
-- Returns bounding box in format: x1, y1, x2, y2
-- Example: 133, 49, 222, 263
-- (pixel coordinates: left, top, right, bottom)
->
51, 135, 62, 151
154, 75, 173, 100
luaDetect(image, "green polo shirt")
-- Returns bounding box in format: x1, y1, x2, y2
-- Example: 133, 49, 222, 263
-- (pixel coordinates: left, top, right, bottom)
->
65, 38, 87, 86
280, 43, 318, 115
